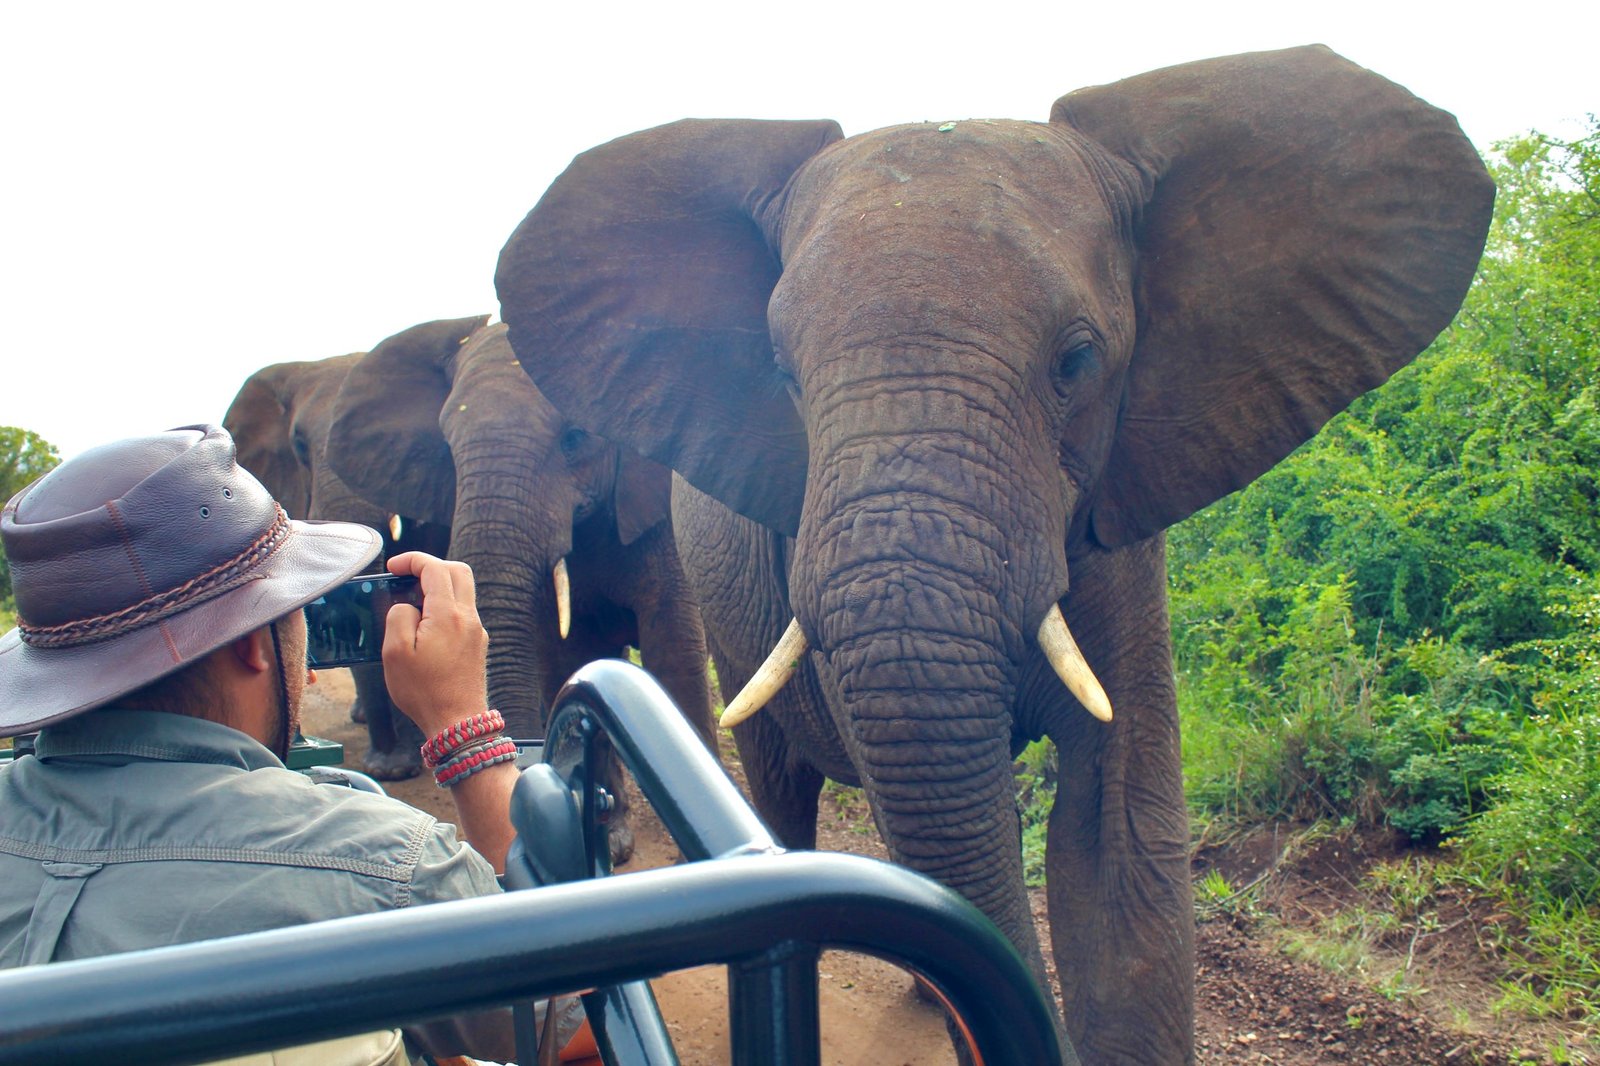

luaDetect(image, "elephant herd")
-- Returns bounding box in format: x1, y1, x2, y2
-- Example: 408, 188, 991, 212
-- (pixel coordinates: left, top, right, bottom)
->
223, 46, 1493, 1066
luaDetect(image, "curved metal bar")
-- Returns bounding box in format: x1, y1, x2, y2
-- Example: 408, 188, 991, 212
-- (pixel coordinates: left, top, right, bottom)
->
546, 659, 779, 863
0, 851, 1063, 1066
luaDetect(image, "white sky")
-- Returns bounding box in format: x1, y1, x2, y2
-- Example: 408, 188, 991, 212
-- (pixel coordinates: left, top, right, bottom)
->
3, 0, 1594, 460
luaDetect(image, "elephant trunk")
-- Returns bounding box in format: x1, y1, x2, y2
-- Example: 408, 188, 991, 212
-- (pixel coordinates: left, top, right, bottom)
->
797, 497, 1051, 964
786, 349, 1077, 982
453, 534, 553, 738
448, 452, 572, 739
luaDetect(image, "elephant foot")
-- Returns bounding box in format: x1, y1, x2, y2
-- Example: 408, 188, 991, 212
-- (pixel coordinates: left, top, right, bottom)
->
607, 821, 636, 868
348, 698, 367, 725
361, 746, 423, 781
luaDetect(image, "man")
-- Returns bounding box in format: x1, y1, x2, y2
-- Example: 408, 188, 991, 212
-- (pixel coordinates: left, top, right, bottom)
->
0, 424, 525, 1064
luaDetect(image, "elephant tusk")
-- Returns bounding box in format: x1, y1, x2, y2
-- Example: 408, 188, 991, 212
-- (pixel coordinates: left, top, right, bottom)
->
553, 558, 571, 639
387, 514, 403, 541
720, 617, 808, 728
1038, 604, 1113, 723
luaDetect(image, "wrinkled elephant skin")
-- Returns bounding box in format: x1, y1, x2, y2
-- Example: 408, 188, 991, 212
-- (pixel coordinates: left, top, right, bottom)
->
495, 46, 1493, 1064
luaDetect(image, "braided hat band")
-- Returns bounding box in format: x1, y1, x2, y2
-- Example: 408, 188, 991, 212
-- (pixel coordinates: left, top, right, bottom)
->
17, 507, 293, 650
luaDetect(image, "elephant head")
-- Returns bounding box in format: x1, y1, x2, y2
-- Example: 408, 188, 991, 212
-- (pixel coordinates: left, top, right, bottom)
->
495, 45, 1492, 1064
223, 353, 446, 779
224, 354, 361, 524
325, 316, 685, 740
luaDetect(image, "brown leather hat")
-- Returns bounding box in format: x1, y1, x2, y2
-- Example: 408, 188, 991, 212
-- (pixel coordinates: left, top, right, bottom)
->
0, 424, 380, 735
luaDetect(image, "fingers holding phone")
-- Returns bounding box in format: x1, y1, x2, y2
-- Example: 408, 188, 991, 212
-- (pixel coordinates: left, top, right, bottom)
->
382, 552, 490, 736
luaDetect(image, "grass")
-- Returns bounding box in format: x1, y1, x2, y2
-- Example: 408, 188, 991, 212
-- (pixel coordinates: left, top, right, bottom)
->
821, 779, 876, 837
1223, 824, 1600, 1055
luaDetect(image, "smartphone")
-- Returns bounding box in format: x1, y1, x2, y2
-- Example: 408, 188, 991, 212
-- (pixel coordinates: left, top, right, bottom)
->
303, 574, 422, 668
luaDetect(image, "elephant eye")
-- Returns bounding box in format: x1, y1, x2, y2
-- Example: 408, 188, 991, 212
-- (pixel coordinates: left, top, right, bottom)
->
1053, 341, 1099, 394
559, 426, 589, 458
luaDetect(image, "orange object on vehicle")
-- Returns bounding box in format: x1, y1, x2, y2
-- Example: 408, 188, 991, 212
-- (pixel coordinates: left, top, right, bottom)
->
560, 1017, 599, 1064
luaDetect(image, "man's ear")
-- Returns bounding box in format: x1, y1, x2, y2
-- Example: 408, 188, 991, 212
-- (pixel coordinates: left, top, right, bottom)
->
228, 627, 274, 674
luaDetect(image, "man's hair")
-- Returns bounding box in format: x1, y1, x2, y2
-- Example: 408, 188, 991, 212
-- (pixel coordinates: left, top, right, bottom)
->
115, 617, 296, 758
120, 656, 229, 724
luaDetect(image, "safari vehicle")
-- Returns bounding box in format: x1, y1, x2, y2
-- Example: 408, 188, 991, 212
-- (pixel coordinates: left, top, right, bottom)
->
0, 661, 1070, 1066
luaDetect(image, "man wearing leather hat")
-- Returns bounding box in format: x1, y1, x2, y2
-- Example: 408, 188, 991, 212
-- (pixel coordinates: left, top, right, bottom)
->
0, 424, 522, 1064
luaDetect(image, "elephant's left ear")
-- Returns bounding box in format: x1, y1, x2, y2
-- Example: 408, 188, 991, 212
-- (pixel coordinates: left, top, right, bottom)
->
1053, 44, 1494, 547
613, 448, 672, 546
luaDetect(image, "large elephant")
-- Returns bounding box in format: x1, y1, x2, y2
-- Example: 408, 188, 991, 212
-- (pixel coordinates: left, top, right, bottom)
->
325, 316, 717, 860
494, 46, 1493, 1063
223, 354, 451, 779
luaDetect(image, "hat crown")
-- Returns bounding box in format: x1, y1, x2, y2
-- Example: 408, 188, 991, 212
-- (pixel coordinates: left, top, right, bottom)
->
2, 425, 283, 635
14, 430, 202, 523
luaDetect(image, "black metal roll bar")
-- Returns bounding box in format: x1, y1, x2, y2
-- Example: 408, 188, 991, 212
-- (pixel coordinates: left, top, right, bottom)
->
0, 660, 1070, 1066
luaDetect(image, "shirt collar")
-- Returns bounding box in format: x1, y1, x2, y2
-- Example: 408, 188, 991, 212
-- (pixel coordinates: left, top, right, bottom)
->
31, 708, 285, 771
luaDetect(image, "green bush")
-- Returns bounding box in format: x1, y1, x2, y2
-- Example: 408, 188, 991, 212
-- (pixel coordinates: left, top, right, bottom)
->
1170, 122, 1600, 869
1463, 579, 1600, 901
1015, 738, 1055, 887
1465, 712, 1600, 903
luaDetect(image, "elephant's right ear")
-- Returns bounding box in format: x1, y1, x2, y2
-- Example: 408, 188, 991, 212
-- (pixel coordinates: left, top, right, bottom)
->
496, 118, 843, 537
327, 315, 491, 525
224, 362, 315, 520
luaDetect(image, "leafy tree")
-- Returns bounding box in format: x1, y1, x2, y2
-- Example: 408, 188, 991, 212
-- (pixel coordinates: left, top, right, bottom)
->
0, 427, 62, 611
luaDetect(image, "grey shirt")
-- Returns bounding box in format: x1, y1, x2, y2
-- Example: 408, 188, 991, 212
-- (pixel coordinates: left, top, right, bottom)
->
0, 708, 500, 967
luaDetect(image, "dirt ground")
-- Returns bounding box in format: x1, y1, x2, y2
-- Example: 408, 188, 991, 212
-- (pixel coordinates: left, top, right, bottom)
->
301, 671, 1588, 1065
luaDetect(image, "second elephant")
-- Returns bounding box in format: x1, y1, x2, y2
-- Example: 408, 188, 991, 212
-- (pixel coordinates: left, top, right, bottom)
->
327, 316, 717, 860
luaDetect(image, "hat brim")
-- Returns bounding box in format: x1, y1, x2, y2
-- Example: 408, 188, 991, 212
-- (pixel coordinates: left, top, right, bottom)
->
0, 519, 381, 736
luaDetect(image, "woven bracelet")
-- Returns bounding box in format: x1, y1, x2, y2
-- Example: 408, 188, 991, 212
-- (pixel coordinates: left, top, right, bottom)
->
435, 737, 519, 788
421, 709, 505, 768
434, 736, 516, 787
431, 734, 504, 776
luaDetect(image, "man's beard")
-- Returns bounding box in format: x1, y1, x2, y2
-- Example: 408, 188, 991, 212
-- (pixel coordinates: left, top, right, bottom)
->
267, 620, 294, 761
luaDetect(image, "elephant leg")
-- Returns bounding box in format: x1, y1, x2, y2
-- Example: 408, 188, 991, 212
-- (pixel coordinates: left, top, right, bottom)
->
730, 695, 823, 849
672, 479, 856, 849
353, 663, 424, 781
1046, 535, 1192, 1065
620, 524, 719, 756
